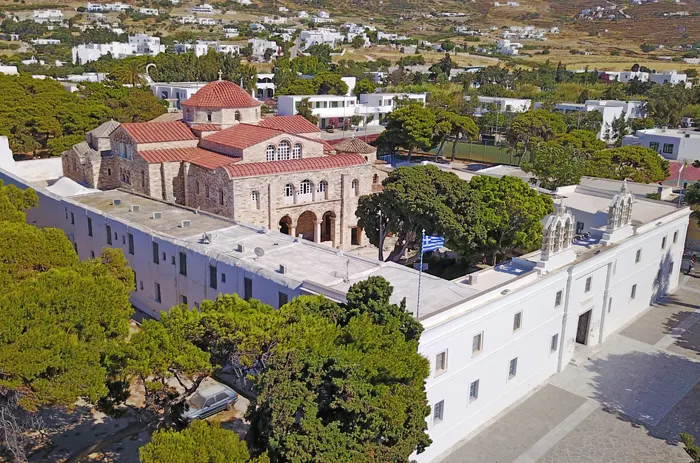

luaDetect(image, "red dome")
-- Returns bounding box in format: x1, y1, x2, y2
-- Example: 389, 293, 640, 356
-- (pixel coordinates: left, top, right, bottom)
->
182, 80, 262, 109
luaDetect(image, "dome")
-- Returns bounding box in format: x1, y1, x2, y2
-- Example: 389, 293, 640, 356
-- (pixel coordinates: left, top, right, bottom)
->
182, 80, 262, 109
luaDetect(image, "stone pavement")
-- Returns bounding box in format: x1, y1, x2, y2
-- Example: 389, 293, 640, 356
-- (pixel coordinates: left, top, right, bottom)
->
437, 275, 700, 463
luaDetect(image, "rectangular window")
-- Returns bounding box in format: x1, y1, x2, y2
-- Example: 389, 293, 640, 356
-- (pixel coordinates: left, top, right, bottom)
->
662, 143, 674, 154
555, 290, 562, 307
635, 249, 641, 263
513, 311, 522, 332
585, 277, 592, 293
469, 380, 479, 402
73, 242, 78, 254
670, 262, 674, 275
472, 332, 483, 356
209, 265, 217, 290
631, 284, 637, 299
181, 295, 188, 305
435, 351, 447, 376
128, 233, 134, 255
673, 231, 678, 244
205, 185, 210, 198
90, 250, 95, 258
649, 141, 659, 151
106, 225, 112, 245
433, 400, 444, 424
508, 357, 518, 380
87, 217, 93, 237
140, 281, 143, 290
70, 212, 75, 225
221, 273, 226, 283
244, 277, 252, 300
194, 301, 200, 309
661, 236, 667, 249
551, 334, 559, 352
351, 227, 360, 246
278, 291, 288, 308
162, 252, 166, 262
152, 242, 159, 265
155, 282, 161, 303
219, 190, 224, 205
122, 235, 126, 245
179, 252, 187, 276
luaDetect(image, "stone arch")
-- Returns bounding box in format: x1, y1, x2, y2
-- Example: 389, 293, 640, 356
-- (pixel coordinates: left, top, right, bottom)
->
296, 210, 318, 242
266, 88, 274, 98
235, 110, 242, 122
351, 178, 360, 196
292, 142, 303, 159
317, 179, 328, 199
279, 215, 292, 235
277, 139, 291, 160
283, 183, 294, 197
299, 178, 313, 195
321, 211, 336, 244
256, 89, 264, 99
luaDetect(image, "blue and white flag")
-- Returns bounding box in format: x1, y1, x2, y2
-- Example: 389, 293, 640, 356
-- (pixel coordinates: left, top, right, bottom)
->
422, 234, 445, 253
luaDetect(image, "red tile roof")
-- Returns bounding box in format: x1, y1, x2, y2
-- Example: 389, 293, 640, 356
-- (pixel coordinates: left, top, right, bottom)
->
257, 116, 321, 134
191, 124, 221, 132
138, 147, 239, 169
203, 124, 283, 150
297, 135, 335, 154
222, 153, 367, 178
665, 161, 700, 185
182, 80, 261, 109
121, 122, 197, 144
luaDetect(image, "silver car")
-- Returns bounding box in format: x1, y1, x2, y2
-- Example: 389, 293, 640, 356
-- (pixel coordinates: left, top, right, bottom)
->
179, 383, 238, 423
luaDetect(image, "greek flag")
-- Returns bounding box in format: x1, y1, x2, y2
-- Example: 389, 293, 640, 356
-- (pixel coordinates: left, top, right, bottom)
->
422, 235, 445, 253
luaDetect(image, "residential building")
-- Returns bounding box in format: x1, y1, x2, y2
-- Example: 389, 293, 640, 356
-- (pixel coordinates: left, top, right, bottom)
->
61, 80, 385, 249
139, 8, 159, 15
31, 38, 61, 45
255, 73, 275, 100
2, 136, 690, 463
198, 17, 216, 26
150, 82, 207, 111
263, 16, 287, 25
71, 42, 136, 64
248, 39, 282, 60
623, 128, 700, 162
467, 96, 532, 116
650, 70, 692, 88
545, 100, 646, 140
297, 10, 309, 18
300, 29, 343, 50
223, 27, 239, 38
278, 95, 359, 129
358, 93, 428, 125
496, 39, 522, 55
33, 9, 63, 24
128, 34, 165, 56
173, 41, 240, 57
176, 16, 197, 24
191, 3, 214, 13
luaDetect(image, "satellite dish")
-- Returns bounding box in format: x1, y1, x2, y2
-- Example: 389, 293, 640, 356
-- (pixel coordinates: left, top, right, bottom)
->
254, 247, 265, 258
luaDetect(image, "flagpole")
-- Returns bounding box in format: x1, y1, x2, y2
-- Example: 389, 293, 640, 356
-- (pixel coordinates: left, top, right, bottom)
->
417, 228, 425, 319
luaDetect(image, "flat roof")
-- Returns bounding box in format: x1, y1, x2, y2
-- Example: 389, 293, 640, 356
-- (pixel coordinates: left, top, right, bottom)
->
635, 128, 700, 138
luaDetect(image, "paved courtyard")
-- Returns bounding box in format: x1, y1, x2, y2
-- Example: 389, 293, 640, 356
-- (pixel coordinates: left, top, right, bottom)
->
438, 275, 700, 463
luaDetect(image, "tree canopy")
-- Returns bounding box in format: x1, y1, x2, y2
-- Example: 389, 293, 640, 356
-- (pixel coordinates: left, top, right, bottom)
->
584, 146, 670, 183
377, 105, 437, 161
522, 144, 587, 190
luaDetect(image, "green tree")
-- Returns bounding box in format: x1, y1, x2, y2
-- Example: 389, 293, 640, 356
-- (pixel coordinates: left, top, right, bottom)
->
311, 71, 349, 95
296, 98, 318, 126
548, 129, 605, 155
433, 111, 479, 161
522, 144, 586, 190
353, 77, 376, 96
140, 421, 268, 463
350, 34, 365, 49
506, 110, 567, 164
584, 146, 670, 183
468, 175, 554, 263
681, 433, 700, 463
378, 105, 436, 161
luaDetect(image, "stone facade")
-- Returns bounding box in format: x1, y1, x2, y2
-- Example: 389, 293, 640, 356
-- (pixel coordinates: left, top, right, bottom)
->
183, 106, 260, 128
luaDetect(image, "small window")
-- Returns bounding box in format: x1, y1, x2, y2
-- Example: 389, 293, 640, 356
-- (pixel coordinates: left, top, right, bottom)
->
162, 252, 166, 262
585, 277, 592, 293
508, 357, 518, 380
435, 351, 447, 376
244, 277, 252, 300
551, 334, 559, 352
555, 290, 562, 307
351, 179, 360, 196
673, 231, 678, 244
284, 183, 294, 197
114, 232, 118, 241
205, 185, 210, 198
235, 110, 241, 122
209, 265, 217, 290
670, 261, 674, 275
181, 295, 188, 305
635, 249, 641, 263
373, 173, 379, 184
300, 179, 312, 195
107, 168, 112, 176
433, 400, 444, 425
631, 284, 637, 299
155, 282, 162, 303
122, 235, 126, 245
472, 332, 483, 356
206, 112, 212, 122
661, 236, 667, 249
152, 242, 159, 265
662, 143, 674, 154
469, 380, 479, 402
73, 242, 77, 254
219, 190, 224, 206
351, 227, 361, 246
221, 273, 226, 283
196, 181, 200, 194
87, 217, 93, 237
65, 207, 68, 220
140, 281, 144, 290
278, 291, 288, 308
266, 144, 275, 161
89, 250, 95, 258
194, 301, 200, 309
513, 311, 522, 332
251, 190, 260, 209
179, 252, 187, 276
128, 233, 134, 255
649, 141, 659, 151
107, 225, 112, 245
70, 212, 75, 225
292, 143, 302, 159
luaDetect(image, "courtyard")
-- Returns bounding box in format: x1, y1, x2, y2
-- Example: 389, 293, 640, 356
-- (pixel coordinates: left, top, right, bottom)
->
437, 274, 700, 463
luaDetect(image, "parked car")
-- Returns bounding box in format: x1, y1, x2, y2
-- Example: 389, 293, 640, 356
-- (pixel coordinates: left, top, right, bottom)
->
179, 383, 238, 423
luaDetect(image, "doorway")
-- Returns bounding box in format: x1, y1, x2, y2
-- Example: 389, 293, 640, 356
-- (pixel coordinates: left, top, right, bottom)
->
576, 310, 592, 345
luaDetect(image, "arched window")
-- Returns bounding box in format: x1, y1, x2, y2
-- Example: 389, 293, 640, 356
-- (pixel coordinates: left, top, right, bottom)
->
266, 145, 275, 161
207, 112, 212, 122
277, 140, 291, 160
372, 174, 379, 184
351, 179, 359, 196
284, 183, 294, 197
251, 190, 260, 209
300, 179, 312, 195
292, 143, 302, 159
318, 180, 328, 199
235, 110, 241, 122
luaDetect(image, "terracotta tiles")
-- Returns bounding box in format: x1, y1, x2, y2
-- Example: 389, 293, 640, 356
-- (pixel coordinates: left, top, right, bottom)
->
222, 153, 366, 178
181, 80, 261, 108
121, 122, 197, 144
257, 115, 321, 134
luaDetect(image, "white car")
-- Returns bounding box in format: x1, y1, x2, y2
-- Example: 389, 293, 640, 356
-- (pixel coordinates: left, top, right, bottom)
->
179, 383, 238, 423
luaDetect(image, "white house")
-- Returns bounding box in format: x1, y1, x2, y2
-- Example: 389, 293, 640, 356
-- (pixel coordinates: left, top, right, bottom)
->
198, 18, 217, 26
223, 27, 239, 38
248, 38, 281, 60
86, 3, 104, 12
139, 8, 159, 16
33, 10, 63, 24
254, 73, 275, 100
358, 93, 428, 125
467, 96, 532, 116
103, 2, 131, 11
191, 3, 214, 13
277, 95, 359, 129
71, 42, 135, 64
150, 82, 207, 110
0, 136, 690, 463
623, 128, 700, 162
127, 34, 165, 56
177, 16, 197, 24
297, 11, 309, 18
496, 39, 522, 55
300, 29, 343, 50
650, 70, 692, 88
173, 42, 210, 57
263, 16, 287, 25
545, 100, 646, 140
31, 38, 61, 45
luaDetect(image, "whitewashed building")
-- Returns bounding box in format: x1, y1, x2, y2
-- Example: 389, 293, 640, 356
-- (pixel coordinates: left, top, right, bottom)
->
650, 70, 692, 88
0, 135, 690, 463
358, 93, 427, 125
543, 100, 646, 140
248, 38, 281, 60
468, 96, 532, 116
139, 8, 159, 16
191, 3, 214, 13
33, 10, 63, 23
128, 34, 165, 56
623, 128, 700, 162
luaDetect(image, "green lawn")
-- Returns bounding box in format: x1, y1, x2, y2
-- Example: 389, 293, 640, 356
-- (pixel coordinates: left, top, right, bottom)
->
432, 142, 529, 166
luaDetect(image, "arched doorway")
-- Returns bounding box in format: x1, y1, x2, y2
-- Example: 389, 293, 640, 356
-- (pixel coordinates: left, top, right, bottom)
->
321, 211, 336, 244
256, 88, 264, 99
266, 88, 274, 98
279, 215, 292, 235
296, 211, 317, 242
